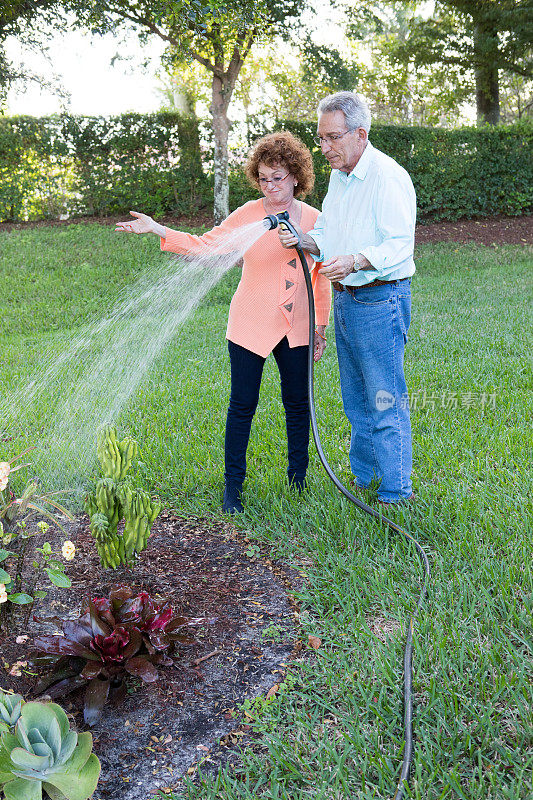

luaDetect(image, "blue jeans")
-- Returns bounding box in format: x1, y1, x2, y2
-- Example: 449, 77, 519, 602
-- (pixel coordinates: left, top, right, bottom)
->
225, 338, 309, 486
334, 280, 413, 502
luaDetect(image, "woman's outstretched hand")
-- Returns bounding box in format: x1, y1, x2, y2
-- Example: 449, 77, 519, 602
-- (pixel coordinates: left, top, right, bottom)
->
115, 211, 165, 237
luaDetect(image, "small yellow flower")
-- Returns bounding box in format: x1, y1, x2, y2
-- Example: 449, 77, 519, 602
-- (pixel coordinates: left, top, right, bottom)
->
61, 540, 76, 561
37, 521, 50, 534
0, 584, 8, 604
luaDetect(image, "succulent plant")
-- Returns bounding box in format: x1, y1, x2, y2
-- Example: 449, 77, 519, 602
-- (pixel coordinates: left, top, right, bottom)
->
32, 586, 213, 726
0, 700, 100, 800
0, 692, 22, 734
84, 427, 161, 569
96, 426, 138, 482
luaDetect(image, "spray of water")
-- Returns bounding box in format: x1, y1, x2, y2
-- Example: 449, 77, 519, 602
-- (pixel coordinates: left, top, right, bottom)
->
0, 219, 270, 502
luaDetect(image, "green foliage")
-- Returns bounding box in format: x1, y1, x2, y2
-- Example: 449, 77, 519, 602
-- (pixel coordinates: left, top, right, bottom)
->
231, 40, 361, 135
85, 427, 161, 568
346, 1, 472, 126
0, 518, 73, 625
0, 112, 208, 222
350, 0, 533, 124
0, 697, 100, 800
55, 0, 314, 220
0, 455, 74, 624
0, 0, 65, 105
0, 692, 22, 733
2, 112, 531, 223
401, 0, 533, 79
279, 118, 533, 220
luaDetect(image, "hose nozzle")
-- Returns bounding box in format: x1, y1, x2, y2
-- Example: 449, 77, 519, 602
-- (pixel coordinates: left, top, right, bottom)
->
277, 210, 300, 244
263, 211, 300, 244
263, 214, 279, 230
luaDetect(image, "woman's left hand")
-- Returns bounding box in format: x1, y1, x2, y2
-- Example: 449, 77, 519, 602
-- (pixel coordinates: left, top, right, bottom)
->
314, 331, 326, 362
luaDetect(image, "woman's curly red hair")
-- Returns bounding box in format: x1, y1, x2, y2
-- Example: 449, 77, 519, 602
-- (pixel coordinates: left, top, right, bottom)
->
245, 131, 314, 198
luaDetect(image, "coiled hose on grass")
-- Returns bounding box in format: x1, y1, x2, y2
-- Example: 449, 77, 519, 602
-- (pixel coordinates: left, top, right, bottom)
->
265, 212, 431, 799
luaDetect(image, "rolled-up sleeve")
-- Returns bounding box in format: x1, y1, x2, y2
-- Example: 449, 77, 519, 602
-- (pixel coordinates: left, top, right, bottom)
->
360, 175, 416, 275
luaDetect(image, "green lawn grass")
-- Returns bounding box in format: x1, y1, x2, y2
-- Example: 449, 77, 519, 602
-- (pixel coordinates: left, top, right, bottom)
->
1, 223, 532, 799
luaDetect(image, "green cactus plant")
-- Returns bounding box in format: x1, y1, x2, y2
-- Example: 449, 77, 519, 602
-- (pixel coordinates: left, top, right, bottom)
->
120, 486, 161, 565
0, 700, 100, 800
96, 425, 138, 482
85, 427, 160, 569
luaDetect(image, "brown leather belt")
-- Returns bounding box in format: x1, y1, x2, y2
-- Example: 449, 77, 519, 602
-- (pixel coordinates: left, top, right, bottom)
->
332, 277, 410, 295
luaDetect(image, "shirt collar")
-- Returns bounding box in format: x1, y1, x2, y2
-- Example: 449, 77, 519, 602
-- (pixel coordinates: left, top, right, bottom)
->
339, 140, 374, 183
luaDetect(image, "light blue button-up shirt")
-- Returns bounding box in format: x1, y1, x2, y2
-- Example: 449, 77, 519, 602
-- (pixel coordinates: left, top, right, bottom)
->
309, 141, 416, 286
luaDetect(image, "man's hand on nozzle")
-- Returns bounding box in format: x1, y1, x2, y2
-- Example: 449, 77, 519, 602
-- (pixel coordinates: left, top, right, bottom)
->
278, 220, 303, 249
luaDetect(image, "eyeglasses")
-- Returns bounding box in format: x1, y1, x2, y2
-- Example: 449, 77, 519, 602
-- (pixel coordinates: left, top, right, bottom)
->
313, 130, 355, 146
258, 173, 291, 187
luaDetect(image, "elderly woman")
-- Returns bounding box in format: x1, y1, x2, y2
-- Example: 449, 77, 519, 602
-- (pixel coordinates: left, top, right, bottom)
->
115, 131, 331, 513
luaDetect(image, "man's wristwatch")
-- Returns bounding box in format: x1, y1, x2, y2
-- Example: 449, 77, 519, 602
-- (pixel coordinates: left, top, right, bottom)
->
352, 255, 367, 272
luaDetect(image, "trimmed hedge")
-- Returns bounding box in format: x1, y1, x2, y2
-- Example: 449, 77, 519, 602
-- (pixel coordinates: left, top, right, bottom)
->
1, 113, 531, 222
0, 113, 209, 222
280, 120, 533, 221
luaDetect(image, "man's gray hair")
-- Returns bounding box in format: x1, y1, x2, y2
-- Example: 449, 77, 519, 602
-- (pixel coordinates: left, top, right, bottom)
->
317, 91, 371, 133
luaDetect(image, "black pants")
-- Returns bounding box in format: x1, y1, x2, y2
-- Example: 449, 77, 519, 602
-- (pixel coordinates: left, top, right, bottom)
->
225, 337, 310, 485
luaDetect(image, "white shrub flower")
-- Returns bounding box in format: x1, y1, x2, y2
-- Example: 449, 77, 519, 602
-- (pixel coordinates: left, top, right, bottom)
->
0, 462, 10, 491
61, 540, 76, 561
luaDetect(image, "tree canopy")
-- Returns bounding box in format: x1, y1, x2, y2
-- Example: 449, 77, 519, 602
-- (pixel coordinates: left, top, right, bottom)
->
0, 0, 66, 104
352, 0, 533, 124
57, 0, 311, 220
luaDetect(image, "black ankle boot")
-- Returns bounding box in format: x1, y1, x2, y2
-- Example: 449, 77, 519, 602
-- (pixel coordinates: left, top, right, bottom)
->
288, 474, 307, 493
222, 482, 244, 514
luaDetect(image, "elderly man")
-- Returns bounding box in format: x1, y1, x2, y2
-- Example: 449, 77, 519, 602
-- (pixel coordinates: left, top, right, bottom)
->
279, 91, 416, 505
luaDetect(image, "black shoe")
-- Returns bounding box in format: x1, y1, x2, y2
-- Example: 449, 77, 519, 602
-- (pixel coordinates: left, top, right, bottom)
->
222, 483, 244, 514
288, 475, 307, 493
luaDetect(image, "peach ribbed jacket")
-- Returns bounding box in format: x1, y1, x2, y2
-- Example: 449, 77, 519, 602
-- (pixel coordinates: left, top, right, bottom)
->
160, 198, 331, 358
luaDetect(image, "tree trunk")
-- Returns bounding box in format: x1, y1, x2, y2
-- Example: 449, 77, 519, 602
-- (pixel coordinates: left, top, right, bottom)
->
474, 23, 500, 126
210, 74, 231, 224
475, 64, 500, 125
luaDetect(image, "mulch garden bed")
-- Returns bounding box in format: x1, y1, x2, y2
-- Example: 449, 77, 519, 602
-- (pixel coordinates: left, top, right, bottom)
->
0, 514, 303, 799
1, 212, 531, 247
414, 213, 532, 247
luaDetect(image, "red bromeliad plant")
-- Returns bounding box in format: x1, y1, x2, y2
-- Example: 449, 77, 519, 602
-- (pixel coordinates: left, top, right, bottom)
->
31, 586, 213, 726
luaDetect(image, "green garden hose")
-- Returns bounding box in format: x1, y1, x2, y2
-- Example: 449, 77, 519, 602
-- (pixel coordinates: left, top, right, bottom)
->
264, 211, 431, 800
